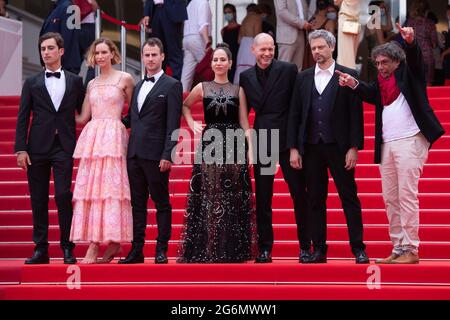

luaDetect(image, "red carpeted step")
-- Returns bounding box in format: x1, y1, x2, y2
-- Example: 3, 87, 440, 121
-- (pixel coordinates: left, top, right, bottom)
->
0, 193, 449, 210
2, 225, 450, 242
2, 208, 450, 226
1, 177, 449, 196
1, 241, 450, 259
2, 283, 450, 300
1, 260, 449, 287
2, 162, 450, 179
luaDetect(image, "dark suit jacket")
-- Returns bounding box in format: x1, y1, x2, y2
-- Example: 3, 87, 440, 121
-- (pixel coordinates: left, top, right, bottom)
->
14, 70, 85, 155
240, 60, 298, 152
123, 74, 182, 162
144, 0, 188, 23
354, 42, 445, 163
287, 63, 364, 155
40, 0, 81, 72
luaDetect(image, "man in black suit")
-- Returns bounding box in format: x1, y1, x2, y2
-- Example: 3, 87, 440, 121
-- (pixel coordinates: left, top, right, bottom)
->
336, 24, 445, 264
142, 0, 188, 80
40, 0, 81, 74
240, 33, 310, 263
15, 32, 85, 264
119, 38, 182, 264
287, 29, 369, 264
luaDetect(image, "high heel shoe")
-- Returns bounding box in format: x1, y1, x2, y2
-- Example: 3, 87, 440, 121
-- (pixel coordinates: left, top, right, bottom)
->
97, 244, 122, 264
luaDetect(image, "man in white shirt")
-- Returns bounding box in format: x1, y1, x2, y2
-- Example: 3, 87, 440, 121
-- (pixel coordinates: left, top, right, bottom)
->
180, 0, 212, 91
14, 32, 85, 264
120, 38, 183, 264
287, 29, 369, 264
337, 24, 445, 264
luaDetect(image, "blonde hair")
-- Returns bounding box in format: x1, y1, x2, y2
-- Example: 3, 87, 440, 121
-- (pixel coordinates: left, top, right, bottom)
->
86, 37, 121, 67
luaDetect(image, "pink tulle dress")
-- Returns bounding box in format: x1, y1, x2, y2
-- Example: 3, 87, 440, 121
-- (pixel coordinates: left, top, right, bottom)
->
70, 73, 133, 243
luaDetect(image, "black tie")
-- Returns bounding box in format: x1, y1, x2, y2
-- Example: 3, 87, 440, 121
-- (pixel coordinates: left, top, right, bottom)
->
46, 72, 61, 79
144, 75, 155, 82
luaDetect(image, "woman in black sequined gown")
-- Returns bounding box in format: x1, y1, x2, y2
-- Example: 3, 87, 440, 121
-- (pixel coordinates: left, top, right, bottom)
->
177, 44, 257, 263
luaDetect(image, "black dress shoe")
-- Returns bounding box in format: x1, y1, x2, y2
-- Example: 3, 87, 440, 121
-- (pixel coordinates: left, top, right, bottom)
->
354, 250, 370, 264
25, 250, 50, 264
304, 251, 327, 264
155, 251, 168, 264
299, 249, 312, 263
63, 249, 77, 264
255, 250, 272, 263
118, 249, 144, 264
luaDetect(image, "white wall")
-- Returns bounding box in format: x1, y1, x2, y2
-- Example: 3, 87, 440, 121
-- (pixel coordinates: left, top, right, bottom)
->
0, 16, 23, 96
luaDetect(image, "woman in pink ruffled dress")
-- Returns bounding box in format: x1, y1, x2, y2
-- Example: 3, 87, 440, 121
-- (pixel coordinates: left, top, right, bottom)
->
71, 38, 135, 263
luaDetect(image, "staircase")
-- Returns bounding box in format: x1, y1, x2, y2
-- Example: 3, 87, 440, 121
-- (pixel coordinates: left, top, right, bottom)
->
1, 88, 450, 300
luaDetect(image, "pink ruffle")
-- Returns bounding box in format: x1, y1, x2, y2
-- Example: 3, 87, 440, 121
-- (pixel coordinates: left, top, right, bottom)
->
73, 157, 131, 200
70, 198, 133, 243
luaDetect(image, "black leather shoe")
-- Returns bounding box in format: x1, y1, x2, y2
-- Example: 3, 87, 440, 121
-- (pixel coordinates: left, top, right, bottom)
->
118, 249, 144, 264
155, 251, 168, 264
299, 249, 312, 263
63, 249, 77, 264
304, 251, 327, 264
25, 250, 49, 264
255, 250, 272, 263
354, 250, 370, 264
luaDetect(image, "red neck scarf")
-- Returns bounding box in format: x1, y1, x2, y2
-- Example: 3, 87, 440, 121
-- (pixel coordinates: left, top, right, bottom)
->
377, 73, 401, 106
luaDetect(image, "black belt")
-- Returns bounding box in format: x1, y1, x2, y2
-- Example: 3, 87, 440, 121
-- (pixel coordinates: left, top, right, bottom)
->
155, 3, 164, 8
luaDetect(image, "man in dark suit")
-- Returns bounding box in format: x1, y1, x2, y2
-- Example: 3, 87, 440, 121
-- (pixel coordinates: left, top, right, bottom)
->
287, 29, 369, 264
142, 0, 188, 81
240, 33, 310, 263
15, 32, 85, 264
336, 24, 445, 264
40, 0, 81, 74
119, 38, 182, 264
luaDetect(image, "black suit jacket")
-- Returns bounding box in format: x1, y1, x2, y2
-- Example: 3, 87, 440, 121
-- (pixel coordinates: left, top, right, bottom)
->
144, 0, 188, 23
354, 42, 445, 164
287, 63, 364, 155
240, 60, 298, 152
14, 70, 85, 155
40, 0, 81, 72
123, 74, 182, 162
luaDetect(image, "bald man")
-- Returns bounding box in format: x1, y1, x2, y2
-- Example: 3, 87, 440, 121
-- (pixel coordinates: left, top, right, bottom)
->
239, 33, 310, 263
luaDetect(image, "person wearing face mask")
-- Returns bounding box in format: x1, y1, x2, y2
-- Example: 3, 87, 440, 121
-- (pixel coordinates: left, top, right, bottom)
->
0, 0, 9, 18
221, 3, 240, 82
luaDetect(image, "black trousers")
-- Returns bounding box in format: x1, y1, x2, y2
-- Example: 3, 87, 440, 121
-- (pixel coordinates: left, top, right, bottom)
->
150, 6, 184, 80
303, 143, 365, 254
27, 136, 74, 251
253, 150, 309, 252
127, 157, 172, 253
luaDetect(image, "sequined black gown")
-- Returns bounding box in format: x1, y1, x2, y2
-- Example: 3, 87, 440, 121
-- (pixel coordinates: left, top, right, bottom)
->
178, 81, 257, 263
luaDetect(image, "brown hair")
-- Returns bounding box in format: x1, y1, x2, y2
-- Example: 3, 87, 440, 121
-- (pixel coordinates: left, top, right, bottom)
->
213, 43, 232, 61
86, 37, 121, 67
142, 37, 164, 54
39, 32, 64, 49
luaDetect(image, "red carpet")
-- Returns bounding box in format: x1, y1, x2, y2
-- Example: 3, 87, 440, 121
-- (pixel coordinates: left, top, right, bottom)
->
0, 86, 450, 299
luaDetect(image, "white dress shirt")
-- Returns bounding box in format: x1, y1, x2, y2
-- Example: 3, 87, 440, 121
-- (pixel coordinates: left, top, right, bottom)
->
137, 69, 164, 112
45, 68, 66, 112
295, 0, 306, 20
314, 61, 335, 94
153, 0, 164, 5
183, 0, 212, 37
